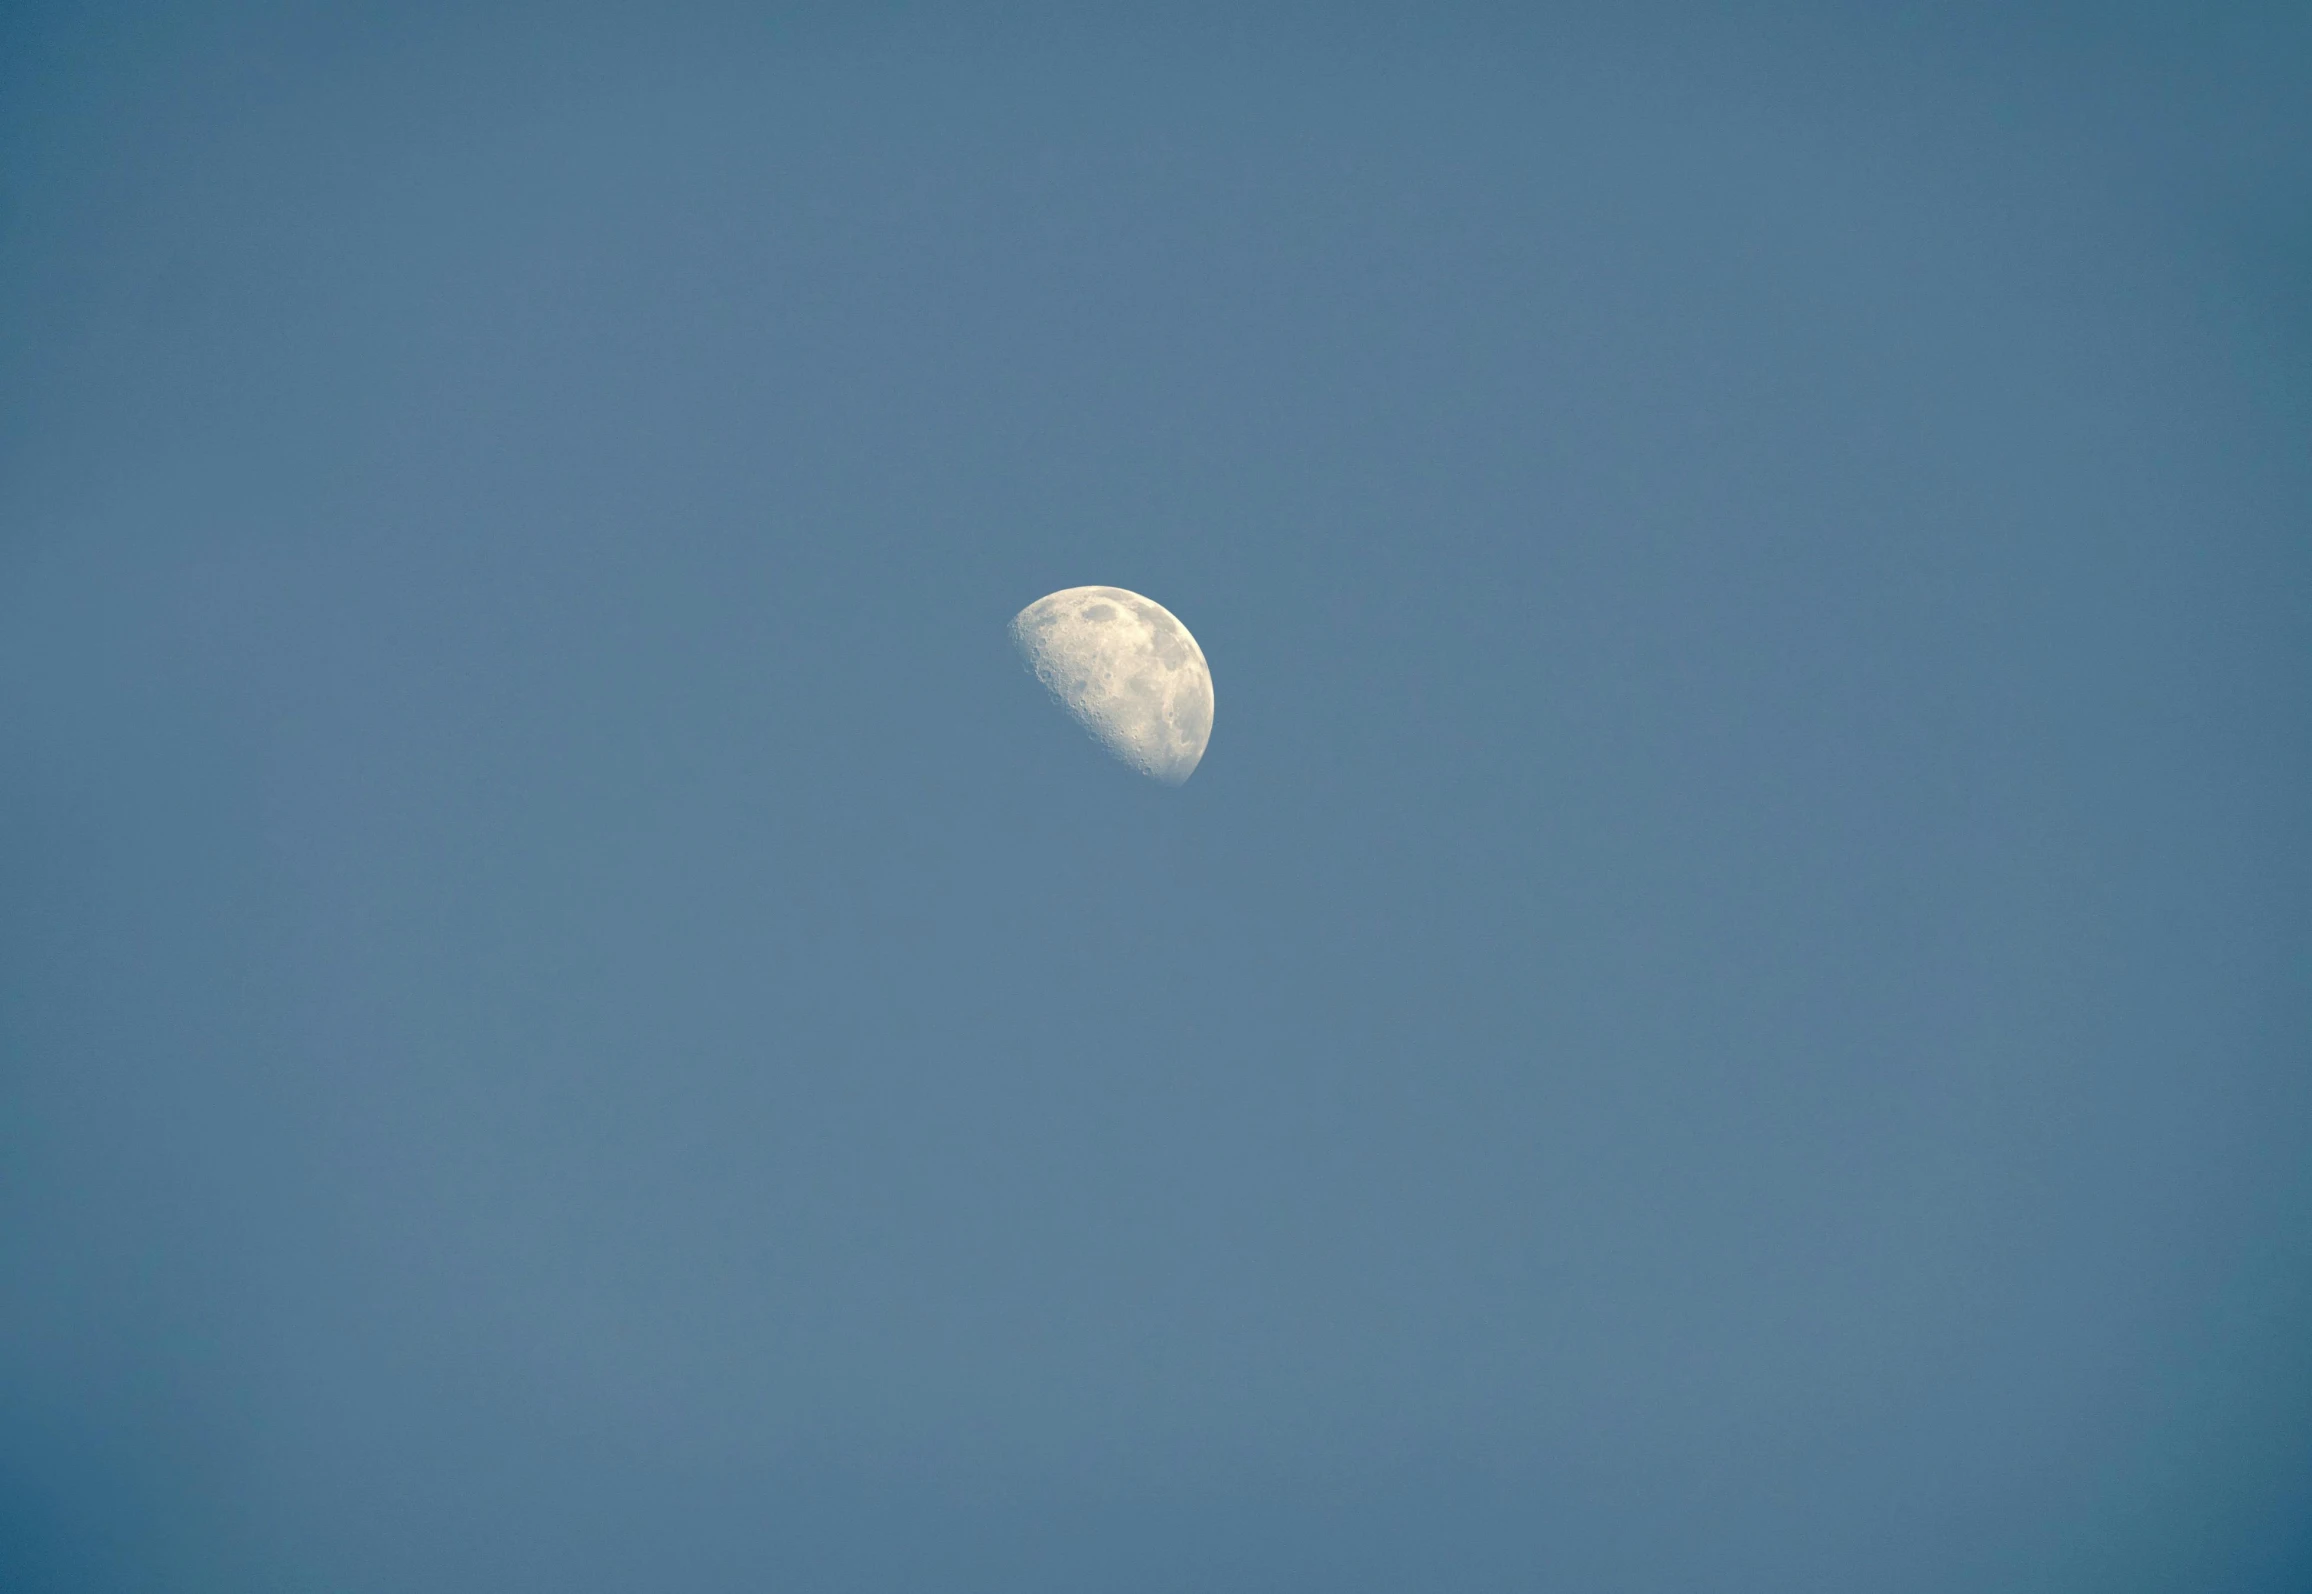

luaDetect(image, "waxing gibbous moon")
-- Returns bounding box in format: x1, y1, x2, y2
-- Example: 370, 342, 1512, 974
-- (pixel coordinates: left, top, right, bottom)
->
1010, 587, 1214, 785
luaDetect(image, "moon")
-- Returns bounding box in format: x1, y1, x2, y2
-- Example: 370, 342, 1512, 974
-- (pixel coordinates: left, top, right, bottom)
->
1009, 587, 1214, 785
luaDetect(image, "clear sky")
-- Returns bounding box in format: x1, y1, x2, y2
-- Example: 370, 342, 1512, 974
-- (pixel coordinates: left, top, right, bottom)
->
4, 4, 2308, 1590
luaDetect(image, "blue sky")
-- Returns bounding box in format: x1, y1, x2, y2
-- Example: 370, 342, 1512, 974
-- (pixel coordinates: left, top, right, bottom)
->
3, 4, 2309, 1589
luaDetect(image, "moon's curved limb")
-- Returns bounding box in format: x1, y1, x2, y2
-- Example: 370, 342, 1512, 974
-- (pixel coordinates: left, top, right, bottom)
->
1009, 587, 1213, 785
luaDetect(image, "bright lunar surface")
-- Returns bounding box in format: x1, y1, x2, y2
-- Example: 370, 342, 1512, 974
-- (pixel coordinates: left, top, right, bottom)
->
1010, 587, 1214, 785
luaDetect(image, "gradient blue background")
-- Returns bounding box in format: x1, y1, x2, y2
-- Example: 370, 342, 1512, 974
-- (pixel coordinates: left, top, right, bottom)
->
4, 4, 2309, 1589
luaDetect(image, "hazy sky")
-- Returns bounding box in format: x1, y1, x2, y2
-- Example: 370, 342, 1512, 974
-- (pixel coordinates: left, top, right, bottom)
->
4, 4, 2309, 1590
